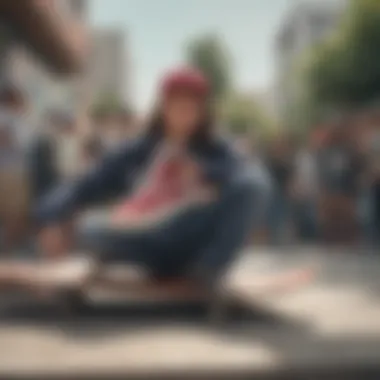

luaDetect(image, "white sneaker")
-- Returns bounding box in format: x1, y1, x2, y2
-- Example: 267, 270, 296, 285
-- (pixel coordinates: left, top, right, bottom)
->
37, 256, 94, 288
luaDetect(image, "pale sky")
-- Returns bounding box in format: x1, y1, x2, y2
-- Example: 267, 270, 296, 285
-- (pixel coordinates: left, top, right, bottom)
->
91, 0, 291, 111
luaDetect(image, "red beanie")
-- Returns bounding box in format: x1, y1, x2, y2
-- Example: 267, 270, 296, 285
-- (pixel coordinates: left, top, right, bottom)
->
160, 67, 210, 99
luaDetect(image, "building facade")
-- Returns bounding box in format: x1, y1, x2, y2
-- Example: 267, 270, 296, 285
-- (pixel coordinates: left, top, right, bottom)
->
274, 1, 345, 124
87, 28, 127, 106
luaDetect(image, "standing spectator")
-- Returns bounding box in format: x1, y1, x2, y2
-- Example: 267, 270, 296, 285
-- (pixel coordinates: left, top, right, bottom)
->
266, 135, 294, 245
249, 136, 272, 245
233, 134, 272, 245
28, 111, 60, 204
0, 115, 29, 252
0, 81, 29, 146
0, 83, 30, 252
368, 112, 380, 245
53, 112, 81, 182
351, 114, 373, 246
291, 137, 319, 243
29, 110, 81, 201
317, 120, 362, 245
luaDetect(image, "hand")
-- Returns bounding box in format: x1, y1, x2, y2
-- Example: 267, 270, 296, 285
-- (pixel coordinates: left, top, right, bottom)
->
38, 224, 70, 259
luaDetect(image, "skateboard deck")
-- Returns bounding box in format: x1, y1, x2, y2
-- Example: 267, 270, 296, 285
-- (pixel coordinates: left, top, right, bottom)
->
0, 256, 315, 306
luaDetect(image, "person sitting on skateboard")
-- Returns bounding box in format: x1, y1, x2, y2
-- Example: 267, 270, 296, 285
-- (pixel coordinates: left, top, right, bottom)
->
33, 68, 268, 291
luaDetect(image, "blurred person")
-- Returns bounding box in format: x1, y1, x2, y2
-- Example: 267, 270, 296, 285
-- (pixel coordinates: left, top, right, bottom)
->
31, 67, 267, 293
367, 113, 380, 245
266, 134, 294, 245
0, 82, 28, 157
0, 81, 24, 111
247, 136, 272, 245
29, 110, 81, 205
53, 112, 81, 182
0, 114, 30, 252
350, 114, 373, 246
28, 110, 60, 204
233, 134, 272, 245
0, 81, 29, 146
291, 136, 319, 244
0, 83, 31, 253
317, 120, 362, 245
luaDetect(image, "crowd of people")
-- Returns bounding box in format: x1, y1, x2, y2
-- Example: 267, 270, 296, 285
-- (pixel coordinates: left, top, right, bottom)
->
0, 80, 136, 253
0, 76, 380, 256
246, 112, 380, 247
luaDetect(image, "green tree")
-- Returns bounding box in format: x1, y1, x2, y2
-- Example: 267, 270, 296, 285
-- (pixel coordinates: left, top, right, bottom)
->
185, 34, 232, 101
306, 0, 380, 110
221, 92, 275, 138
184, 34, 275, 137
91, 92, 123, 116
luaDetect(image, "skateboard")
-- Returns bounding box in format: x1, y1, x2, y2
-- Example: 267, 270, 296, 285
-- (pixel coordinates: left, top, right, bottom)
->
0, 255, 316, 322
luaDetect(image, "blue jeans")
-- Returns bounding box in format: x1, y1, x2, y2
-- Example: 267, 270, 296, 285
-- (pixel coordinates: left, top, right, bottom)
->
78, 174, 263, 288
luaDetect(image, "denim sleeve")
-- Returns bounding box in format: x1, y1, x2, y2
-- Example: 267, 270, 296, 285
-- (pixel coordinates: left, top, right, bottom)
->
196, 139, 241, 188
34, 137, 149, 227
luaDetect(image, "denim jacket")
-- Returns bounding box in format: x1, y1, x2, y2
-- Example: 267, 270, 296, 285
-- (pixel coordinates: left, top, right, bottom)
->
35, 133, 242, 227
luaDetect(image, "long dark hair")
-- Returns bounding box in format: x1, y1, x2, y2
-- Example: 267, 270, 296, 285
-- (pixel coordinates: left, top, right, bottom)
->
145, 101, 216, 148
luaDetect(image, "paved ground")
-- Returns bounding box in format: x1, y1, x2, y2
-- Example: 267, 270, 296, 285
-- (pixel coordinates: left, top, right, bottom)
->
0, 246, 380, 379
